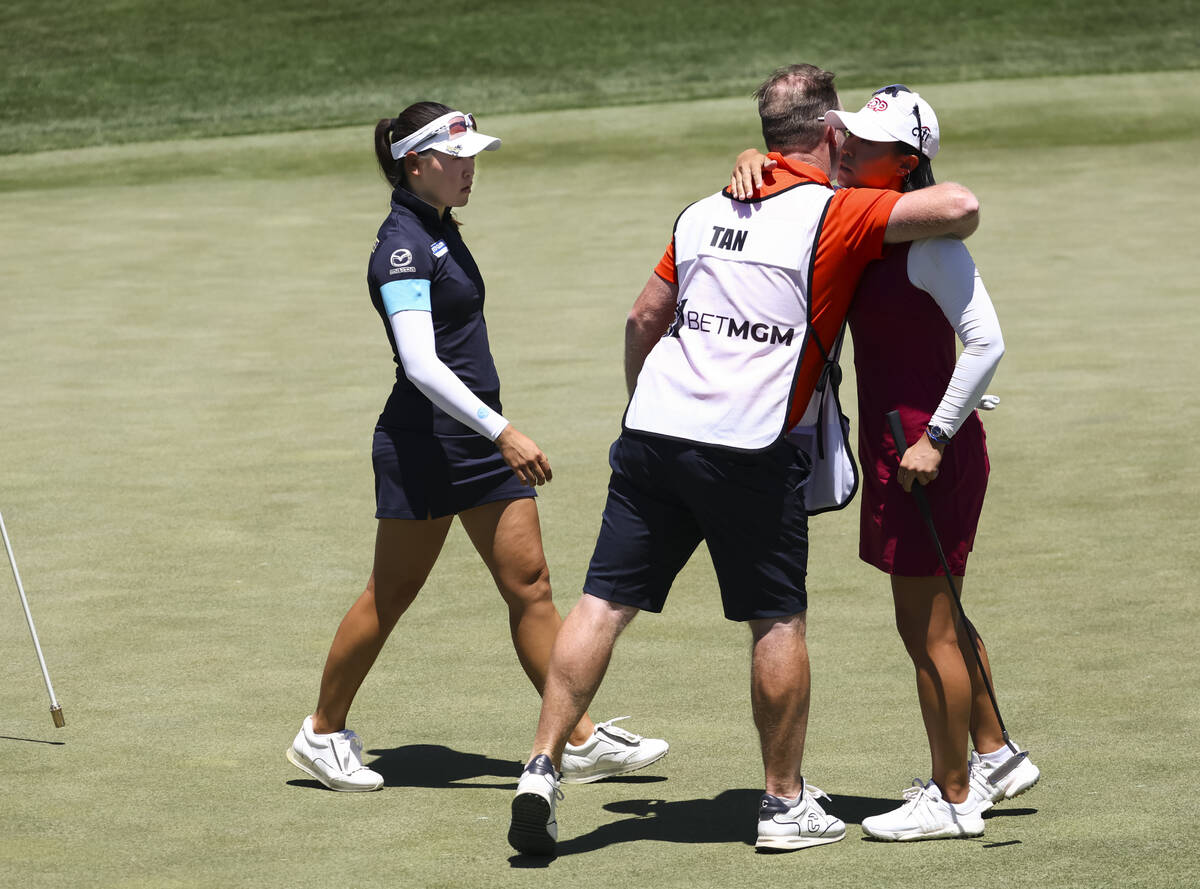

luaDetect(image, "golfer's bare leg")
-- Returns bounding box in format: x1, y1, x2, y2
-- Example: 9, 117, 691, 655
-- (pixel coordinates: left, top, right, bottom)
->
961, 617, 1006, 755
750, 612, 808, 800
892, 575, 973, 803
311, 517, 452, 734
528, 593, 638, 766
460, 498, 595, 746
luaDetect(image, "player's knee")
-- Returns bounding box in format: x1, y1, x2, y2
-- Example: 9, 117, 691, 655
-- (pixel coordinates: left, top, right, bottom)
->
501, 561, 552, 607
369, 577, 423, 625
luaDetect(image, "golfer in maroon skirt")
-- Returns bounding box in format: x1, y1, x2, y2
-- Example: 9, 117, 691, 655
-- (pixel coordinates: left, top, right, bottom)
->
833, 86, 1041, 840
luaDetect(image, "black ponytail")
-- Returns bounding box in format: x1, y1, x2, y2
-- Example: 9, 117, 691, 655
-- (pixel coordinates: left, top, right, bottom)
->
374, 118, 402, 187
373, 101, 456, 191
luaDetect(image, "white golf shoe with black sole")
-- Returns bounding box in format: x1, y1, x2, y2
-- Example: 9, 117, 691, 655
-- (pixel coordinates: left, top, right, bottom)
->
508, 754, 563, 856
862, 779, 985, 841
755, 781, 846, 851
560, 716, 669, 784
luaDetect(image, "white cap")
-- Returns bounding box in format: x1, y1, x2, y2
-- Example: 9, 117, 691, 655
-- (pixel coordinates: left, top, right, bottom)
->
390, 111, 500, 160
825, 87, 939, 158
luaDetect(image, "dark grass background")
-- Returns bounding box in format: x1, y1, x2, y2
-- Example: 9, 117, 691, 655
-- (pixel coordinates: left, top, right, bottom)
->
3, 0, 1197, 154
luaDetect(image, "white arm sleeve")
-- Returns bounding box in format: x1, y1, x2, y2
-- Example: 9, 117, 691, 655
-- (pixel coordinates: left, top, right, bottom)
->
907, 238, 1005, 436
389, 309, 510, 441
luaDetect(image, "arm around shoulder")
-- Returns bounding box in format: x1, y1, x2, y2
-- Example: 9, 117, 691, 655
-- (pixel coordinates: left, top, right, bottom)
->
884, 182, 980, 244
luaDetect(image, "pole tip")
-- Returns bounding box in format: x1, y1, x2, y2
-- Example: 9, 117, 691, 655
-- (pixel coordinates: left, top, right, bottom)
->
51, 705, 65, 728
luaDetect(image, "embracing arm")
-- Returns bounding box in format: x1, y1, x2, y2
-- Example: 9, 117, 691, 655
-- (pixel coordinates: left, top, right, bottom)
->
884, 183, 980, 243
625, 273, 679, 397
390, 310, 551, 485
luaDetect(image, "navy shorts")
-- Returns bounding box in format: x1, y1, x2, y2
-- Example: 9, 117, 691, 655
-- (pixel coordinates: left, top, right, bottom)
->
372, 426, 534, 519
584, 432, 812, 622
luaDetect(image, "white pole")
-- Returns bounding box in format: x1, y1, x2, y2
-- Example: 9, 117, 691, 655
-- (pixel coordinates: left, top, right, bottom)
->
0, 507, 64, 727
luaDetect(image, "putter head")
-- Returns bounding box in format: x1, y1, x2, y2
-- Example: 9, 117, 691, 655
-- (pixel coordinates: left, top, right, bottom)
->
986, 749, 1028, 785
51, 705, 65, 728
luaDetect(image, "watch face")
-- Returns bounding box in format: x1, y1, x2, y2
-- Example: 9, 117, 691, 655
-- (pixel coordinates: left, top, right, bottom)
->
928, 425, 951, 443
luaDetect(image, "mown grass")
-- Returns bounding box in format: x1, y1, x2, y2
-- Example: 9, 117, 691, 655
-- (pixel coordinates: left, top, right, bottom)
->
2, 0, 1198, 154
0, 70, 1197, 887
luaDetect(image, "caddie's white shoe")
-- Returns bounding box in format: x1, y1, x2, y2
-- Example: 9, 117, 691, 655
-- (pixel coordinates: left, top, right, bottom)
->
862, 779, 985, 841
508, 754, 563, 856
286, 716, 384, 792
970, 746, 1040, 803
560, 717, 669, 784
755, 781, 846, 851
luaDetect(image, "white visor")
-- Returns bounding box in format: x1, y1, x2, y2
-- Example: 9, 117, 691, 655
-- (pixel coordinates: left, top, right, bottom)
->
389, 111, 501, 160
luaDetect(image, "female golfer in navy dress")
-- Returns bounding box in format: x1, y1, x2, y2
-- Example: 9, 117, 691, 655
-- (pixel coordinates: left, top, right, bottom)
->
828, 87, 1041, 839
287, 103, 666, 790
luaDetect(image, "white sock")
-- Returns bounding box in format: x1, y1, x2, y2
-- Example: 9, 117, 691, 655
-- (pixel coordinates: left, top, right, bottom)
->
977, 743, 1019, 764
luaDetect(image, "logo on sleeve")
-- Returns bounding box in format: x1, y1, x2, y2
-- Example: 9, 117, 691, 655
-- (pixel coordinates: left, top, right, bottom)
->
430, 240, 448, 258
389, 248, 416, 275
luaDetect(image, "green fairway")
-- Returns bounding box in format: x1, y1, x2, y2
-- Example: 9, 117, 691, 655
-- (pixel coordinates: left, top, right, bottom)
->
1, 69, 1198, 887
3, 0, 1198, 154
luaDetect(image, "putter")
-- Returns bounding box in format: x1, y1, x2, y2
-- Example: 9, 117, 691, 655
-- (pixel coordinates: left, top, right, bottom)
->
886, 411, 1025, 783
0, 507, 65, 728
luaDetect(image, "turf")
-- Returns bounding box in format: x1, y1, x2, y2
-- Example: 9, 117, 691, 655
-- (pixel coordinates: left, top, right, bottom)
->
1, 70, 1198, 888
2, 0, 1198, 154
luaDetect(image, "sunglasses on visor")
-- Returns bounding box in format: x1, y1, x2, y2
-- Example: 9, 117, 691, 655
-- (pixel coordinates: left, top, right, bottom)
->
445, 114, 476, 138
391, 112, 479, 159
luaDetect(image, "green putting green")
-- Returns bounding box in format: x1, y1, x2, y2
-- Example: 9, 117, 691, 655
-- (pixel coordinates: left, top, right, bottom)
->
0, 69, 1197, 887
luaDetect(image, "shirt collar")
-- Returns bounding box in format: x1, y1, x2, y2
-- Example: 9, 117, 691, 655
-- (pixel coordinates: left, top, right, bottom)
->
391, 185, 452, 228
761, 153, 832, 190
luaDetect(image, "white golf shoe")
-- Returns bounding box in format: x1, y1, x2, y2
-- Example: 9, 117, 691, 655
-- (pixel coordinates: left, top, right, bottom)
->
862, 779, 985, 841
508, 754, 563, 856
559, 717, 669, 784
970, 746, 1041, 803
286, 716, 384, 792
755, 781, 846, 851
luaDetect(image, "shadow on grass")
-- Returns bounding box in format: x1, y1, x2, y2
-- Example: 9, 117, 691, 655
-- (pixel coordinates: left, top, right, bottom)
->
287, 743, 674, 792
984, 806, 1037, 818
506, 792, 1038, 861
286, 744, 522, 791
555, 789, 899, 856
825, 793, 904, 825
538, 788, 758, 858
364, 744, 668, 790
507, 790, 901, 862
0, 733, 65, 746
367, 744, 520, 789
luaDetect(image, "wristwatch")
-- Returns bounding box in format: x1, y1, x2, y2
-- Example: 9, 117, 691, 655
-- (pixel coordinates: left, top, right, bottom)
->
925, 424, 952, 445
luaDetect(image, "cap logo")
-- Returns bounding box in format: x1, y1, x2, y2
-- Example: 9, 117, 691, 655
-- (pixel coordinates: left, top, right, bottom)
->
867, 96, 888, 112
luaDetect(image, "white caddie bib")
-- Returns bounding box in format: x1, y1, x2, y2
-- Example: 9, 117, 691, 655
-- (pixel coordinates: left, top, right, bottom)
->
624, 183, 834, 451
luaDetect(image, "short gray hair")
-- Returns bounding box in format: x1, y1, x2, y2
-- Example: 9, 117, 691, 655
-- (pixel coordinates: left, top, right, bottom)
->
753, 64, 839, 153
